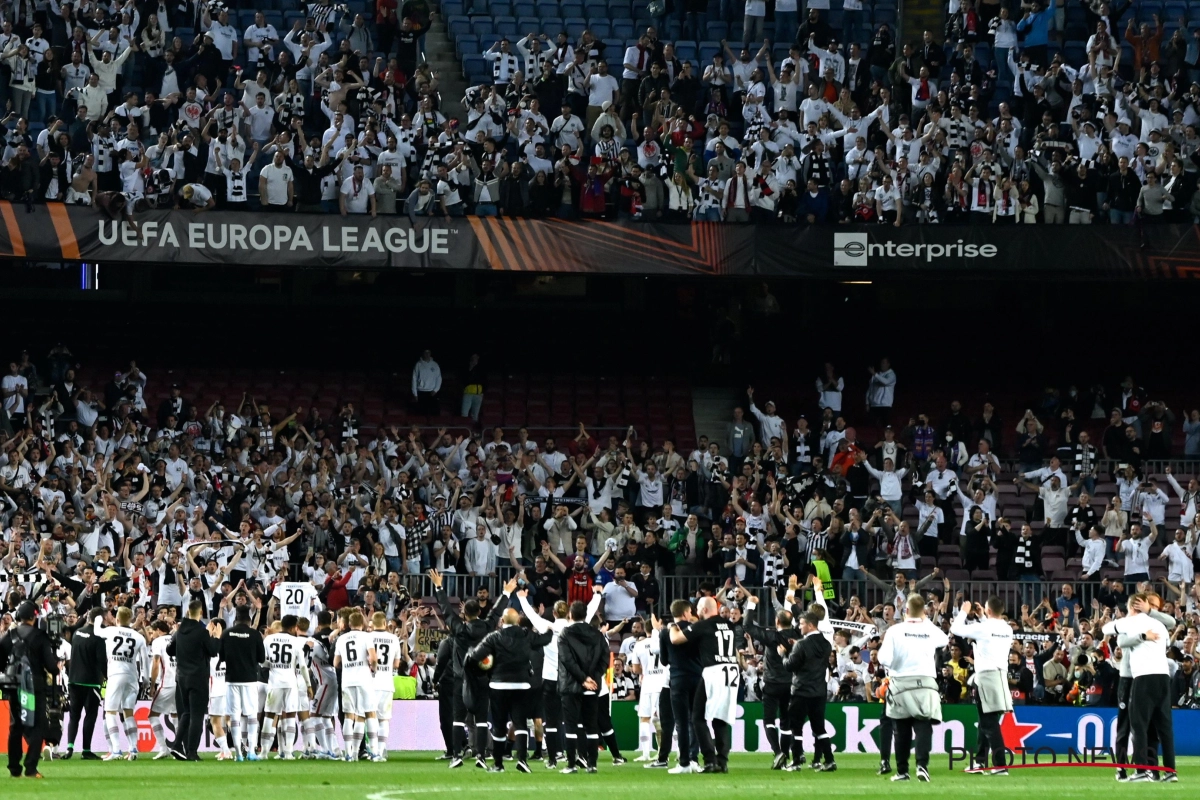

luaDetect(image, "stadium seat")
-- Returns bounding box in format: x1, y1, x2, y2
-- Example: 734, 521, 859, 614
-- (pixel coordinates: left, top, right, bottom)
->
472, 18, 494, 35
561, 2, 584, 17
494, 16, 519, 36
492, 1, 514, 15
515, 1, 536, 17
443, 0, 465, 15
565, 16, 587, 36
612, 19, 634, 38
585, 18, 609, 37
516, 16, 541, 34
608, 0, 632, 19
455, 33, 479, 58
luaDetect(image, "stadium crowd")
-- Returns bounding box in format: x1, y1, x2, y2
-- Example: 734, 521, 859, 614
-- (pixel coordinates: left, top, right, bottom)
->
0, 344, 1199, 770
0, 0, 1195, 222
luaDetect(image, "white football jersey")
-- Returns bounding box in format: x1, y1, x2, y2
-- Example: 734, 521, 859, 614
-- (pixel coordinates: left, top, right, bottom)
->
263, 632, 304, 689
334, 630, 375, 687
371, 631, 402, 690
630, 636, 666, 693
272, 582, 319, 625
210, 655, 227, 696
151, 635, 177, 689
99, 625, 148, 679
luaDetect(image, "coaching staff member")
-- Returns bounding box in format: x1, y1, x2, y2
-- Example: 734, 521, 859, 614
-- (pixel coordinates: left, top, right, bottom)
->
65, 608, 107, 759
168, 600, 222, 761
0, 601, 59, 778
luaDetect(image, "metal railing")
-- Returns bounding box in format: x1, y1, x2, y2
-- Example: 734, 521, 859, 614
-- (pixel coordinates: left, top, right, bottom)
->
384, 571, 1139, 629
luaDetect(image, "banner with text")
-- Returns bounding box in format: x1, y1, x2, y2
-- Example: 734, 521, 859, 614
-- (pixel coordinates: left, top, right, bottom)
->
611, 701, 1200, 756
0, 202, 1198, 277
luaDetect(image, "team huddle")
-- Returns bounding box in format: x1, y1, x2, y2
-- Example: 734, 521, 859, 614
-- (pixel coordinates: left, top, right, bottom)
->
69, 579, 405, 762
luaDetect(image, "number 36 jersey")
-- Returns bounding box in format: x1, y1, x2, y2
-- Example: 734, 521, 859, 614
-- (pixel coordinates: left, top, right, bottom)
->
99, 624, 149, 679
263, 632, 305, 690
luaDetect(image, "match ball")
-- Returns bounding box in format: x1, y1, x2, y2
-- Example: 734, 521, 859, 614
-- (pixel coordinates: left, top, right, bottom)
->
479, 655, 494, 671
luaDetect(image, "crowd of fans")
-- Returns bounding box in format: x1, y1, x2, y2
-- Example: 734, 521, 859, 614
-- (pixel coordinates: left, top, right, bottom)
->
1, 346, 1198, 723
0, 0, 1195, 222
451, 0, 1200, 222
0, 0, 439, 215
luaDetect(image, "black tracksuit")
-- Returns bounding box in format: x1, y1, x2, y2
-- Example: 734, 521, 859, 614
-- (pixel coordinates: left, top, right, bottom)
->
786, 630, 835, 766
219, 624, 266, 684
167, 618, 221, 759
654, 626, 677, 764
66, 623, 107, 754
467, 625, 553, 767
666, 619, 701, 767
437, 588, 505, 758
558, 622, 609, 769
434, 637, 455, 756
744, 618, 797, 757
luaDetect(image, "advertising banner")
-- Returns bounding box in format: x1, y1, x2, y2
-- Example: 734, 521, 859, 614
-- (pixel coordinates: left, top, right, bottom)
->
0, 201, 1198, 277
5, 698, 1199, 756
611, 701, 1200, 757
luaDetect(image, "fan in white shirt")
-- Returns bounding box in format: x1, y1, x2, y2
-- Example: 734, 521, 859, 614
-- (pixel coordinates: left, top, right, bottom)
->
1160, 528, 1195, 583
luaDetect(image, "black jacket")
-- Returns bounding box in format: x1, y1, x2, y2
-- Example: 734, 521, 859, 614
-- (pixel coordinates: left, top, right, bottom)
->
785, 630, 832, 698
437, 588, 506, 679
0, 623, 59, 698
557, 622, 609, 696
433, 635, 455, 688
67, 623, 107, 686
167, 618, 221, 686
743, 619, 796, 694
466, 625, 553, 686
219, 623, 266, 684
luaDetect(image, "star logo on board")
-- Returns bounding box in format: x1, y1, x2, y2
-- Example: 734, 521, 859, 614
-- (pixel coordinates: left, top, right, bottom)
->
999, 711, 1041, 751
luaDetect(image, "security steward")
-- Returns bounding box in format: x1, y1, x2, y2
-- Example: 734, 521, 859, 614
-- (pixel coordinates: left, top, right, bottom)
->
64, 608, 107, 760
168, 600, 222, 761
1, 601, 60, 778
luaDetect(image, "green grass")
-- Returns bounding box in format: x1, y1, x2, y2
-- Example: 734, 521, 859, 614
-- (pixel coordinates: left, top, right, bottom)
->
3, 752, 1196, 799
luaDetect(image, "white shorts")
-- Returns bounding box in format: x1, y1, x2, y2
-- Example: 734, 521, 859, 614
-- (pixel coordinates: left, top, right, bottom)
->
341, 685, 373, 717
151, 684, 177, 715
258, 683, 267, 711
227, 683, 262, 720
105, 675, 139, 712
637, 686, 661, 719
266, 687, 300, 715
208, 694, 227, 717
375, 687, 393, 720
701, 664, 740, 726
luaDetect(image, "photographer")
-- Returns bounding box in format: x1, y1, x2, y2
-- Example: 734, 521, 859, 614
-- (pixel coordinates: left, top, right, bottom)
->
0, 601, 59, 778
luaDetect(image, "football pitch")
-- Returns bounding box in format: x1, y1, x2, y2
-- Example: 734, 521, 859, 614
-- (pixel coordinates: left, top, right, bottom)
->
2, 753, 1195, 799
